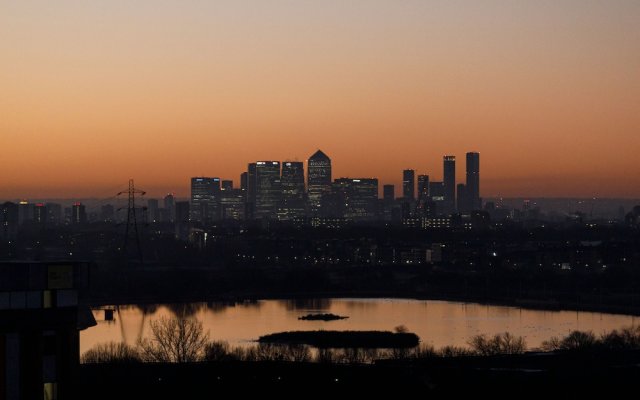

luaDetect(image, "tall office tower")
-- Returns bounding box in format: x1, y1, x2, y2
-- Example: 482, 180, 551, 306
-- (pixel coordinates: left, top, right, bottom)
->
255, 161, 281, 219
307, 150, 332, 215
457, 184, 468, 213
429, 181, 445, 215
332, 178, 379, 222
1, 202, 18, 240
46, 202, 62, 225
279, 161, 306, 220
164, 193, 175, 222
240, 172, 248, 192
382, 184, 396, 222
71, 202, 87, 225
418, 175, 429, 204
466, 152, 480, 210
190, 177, 221, 223
417, 175, 430, 213
443, 155, 456, 213
383, 184, 395, 203
18, 201, 34, 225
221, 180, 233, 191
147, 199, 159, 223
174, 201, 190, 240
247, 163, 257, 219
220, 189, 246, 220
34, 203, 46, 225
402, 169, 415, 200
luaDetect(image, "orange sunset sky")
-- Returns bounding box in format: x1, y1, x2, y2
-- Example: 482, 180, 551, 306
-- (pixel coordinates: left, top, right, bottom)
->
1, 1, 639, 199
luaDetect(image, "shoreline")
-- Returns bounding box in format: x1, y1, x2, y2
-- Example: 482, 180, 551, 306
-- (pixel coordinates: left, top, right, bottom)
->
83, 290, 640, 317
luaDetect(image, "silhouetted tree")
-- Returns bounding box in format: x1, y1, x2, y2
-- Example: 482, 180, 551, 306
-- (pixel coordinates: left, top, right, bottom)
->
138, 316, 209, 362
81, 342, 140, 364
468, 332, 526, 355
204, 341, 233, 361
542, 330, 597, 351
600, 326, 640, 350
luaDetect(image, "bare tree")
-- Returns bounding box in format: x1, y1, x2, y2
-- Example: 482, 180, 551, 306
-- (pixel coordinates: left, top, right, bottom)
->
468, 332, 526, 355
138, 316, 209, 362
81, 342, 140, 364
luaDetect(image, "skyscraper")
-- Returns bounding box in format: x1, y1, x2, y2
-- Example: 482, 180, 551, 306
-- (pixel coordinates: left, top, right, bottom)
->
221, 180, 233, 191
279, 161, 305, 220
417, 174, 430, 215
71, 202, 87, 225
1, 202, 18, 240
190, 177, 221, 223
147, 199, 159, 223
164, 193, 175, 223
247, 163, 257, 219
174, 201, 190, 240
34, 203, 46, 225
254, 161, 281, 219
383, 184, 395, 203
443, 156, 456, 213
307, 150, 332, 215
332, 178, 379, 222
457, 183, 468, 213
402, 169, 415, 200
418, 175, 429, 203
281, 161, 305, 198
466, 152, 480, 210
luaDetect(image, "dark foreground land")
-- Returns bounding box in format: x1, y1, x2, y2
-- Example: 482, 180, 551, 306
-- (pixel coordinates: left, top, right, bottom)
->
78, 351, 640, 397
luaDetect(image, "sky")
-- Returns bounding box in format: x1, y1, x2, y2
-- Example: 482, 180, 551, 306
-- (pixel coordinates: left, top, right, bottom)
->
1, 1, 639, 199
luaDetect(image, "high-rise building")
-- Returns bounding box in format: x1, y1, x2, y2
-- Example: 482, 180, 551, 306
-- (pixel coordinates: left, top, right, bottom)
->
307, 150, 332, 215
34, 203, 47, 225
221, 180, 233, 191
147, 199, 159, 223
417, 175, 430, 201
240, 172, 248, 192
417, 175, 430, 216
457, 184, 468, 213
247, 163, 257, 219
71, 202, 87, 225
46, 203, 62, 225
429, 181, 445, 216
332, 178, 379, 222
383, 184, 395, 203
174, 201, 190, 240
255, 161, 281, 219
382, 184, 396, 222
220, 189, 245, 220
18, 201, 34, 225
1, 202, 18, 240
164, 194, 175, 222
190, 177, 221, 223
402, 169, 415, 200
443, 156, 456, 213
466, 152, 480, 210
279, 161, 305, 220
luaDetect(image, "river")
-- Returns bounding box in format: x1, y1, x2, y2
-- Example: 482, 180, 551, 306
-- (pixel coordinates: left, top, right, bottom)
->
81, 298, 637, 353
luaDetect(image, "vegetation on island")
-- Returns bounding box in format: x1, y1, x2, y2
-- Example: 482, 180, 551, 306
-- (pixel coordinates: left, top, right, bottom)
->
298, 313, 348, 321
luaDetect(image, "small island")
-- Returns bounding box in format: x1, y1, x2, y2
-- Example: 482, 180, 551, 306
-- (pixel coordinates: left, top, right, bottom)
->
259, 330, 420, 348
298, 313, 348, 321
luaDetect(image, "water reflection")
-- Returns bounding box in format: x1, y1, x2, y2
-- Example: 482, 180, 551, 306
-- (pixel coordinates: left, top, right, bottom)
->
82, 299, 637, 354
281, 298, 332, 311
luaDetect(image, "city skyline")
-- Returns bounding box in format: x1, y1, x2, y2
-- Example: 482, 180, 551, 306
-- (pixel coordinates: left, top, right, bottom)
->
2, 146, 640, 201
2, 1, 640, 199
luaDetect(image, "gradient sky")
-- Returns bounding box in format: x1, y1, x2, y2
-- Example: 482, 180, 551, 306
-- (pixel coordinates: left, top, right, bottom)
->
2, 1, 639, 199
